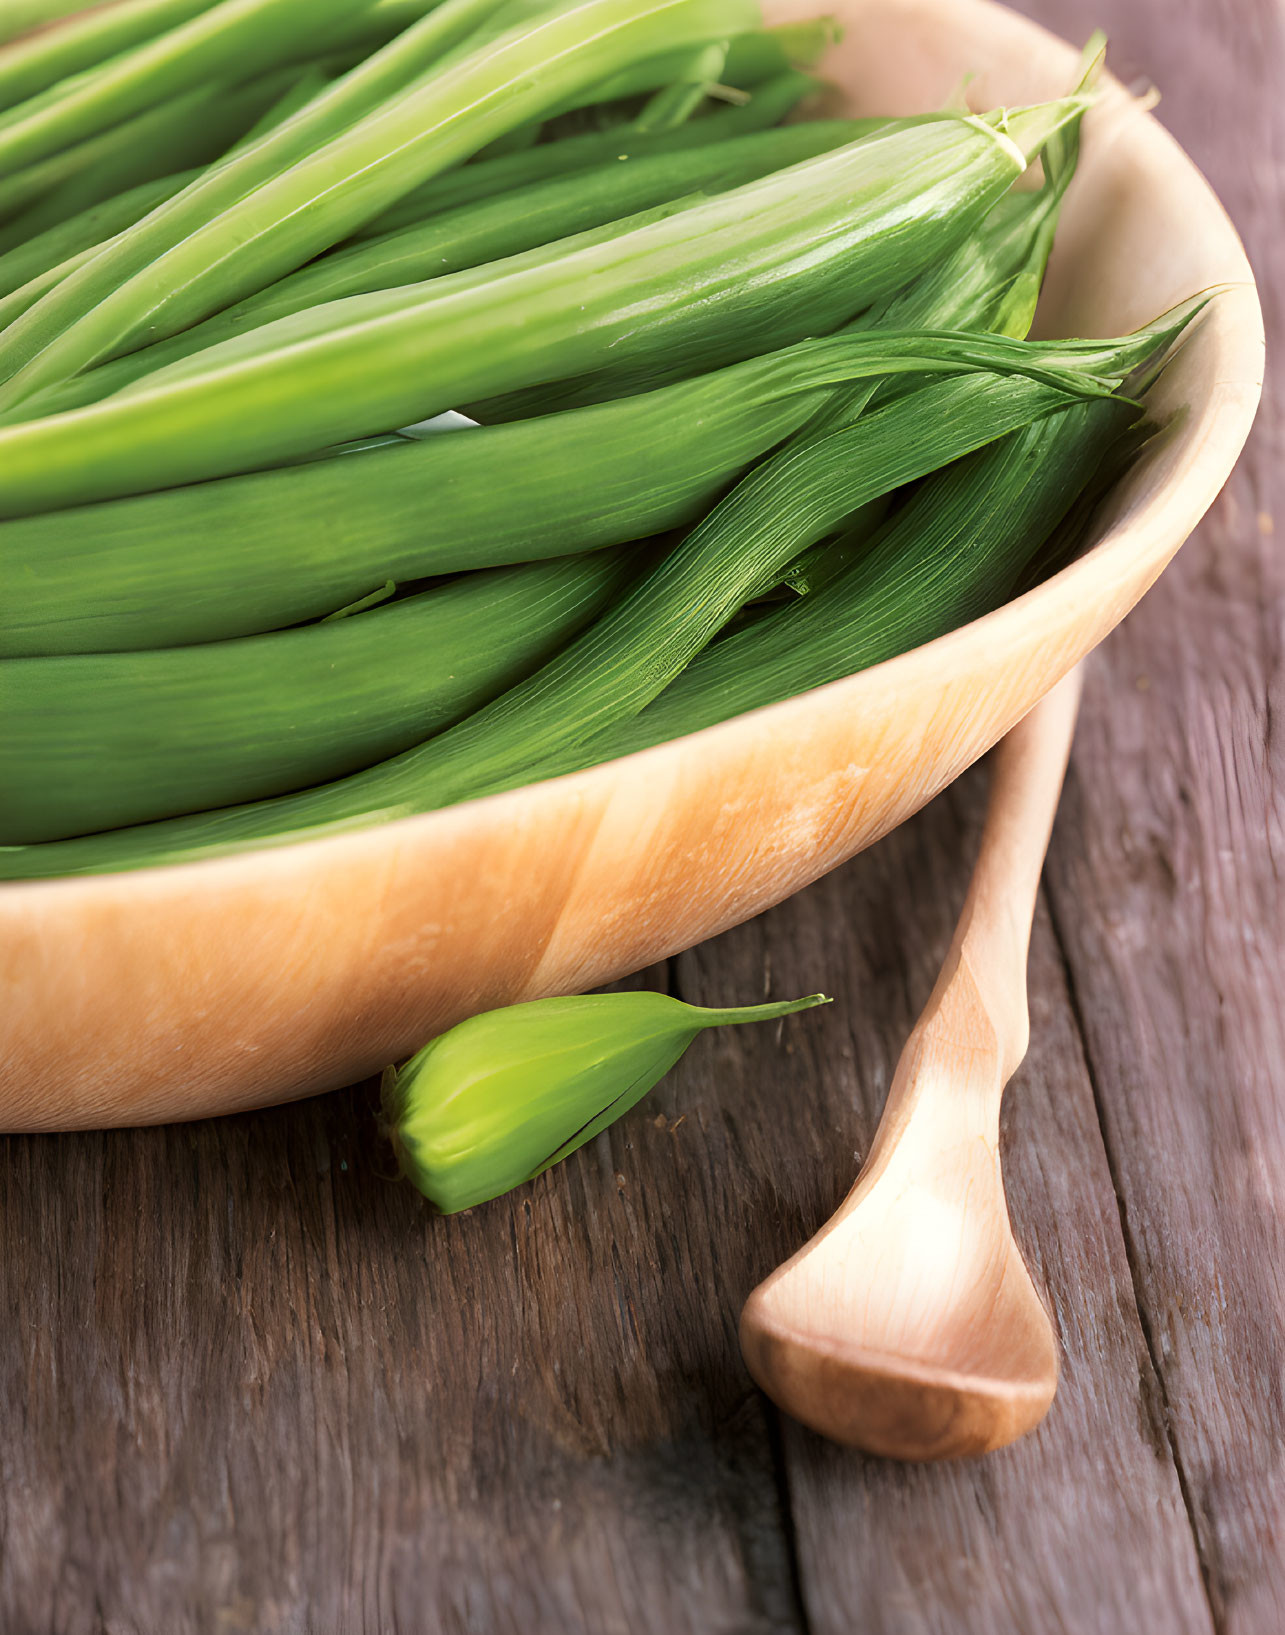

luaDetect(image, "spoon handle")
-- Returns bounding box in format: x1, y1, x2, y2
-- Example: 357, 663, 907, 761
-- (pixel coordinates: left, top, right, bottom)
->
931, 666, 1083, 1082
830, 666, 1083, 1184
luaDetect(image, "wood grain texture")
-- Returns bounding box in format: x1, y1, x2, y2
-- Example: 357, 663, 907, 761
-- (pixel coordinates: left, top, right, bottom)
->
1015, 1, 1285, 1626
0, 787, 1216, 1634
0, 966, 810, 1635
676, 780, 1214, 1635
1, 0, 1280, 1629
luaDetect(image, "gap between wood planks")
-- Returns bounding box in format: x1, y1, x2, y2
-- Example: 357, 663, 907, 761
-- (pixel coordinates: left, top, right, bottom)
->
1043, 885, 1219, 1621
668, 760, 1214, 1635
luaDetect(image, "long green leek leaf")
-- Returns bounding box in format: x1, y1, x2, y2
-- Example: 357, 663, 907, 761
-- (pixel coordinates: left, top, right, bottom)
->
0, 549, 640, 842
0, 359, 1129, 879
0, 109, 1055, 511
0, 66, 300, 248
16, 117, 860, 419
553, 399, 1140, 772
545, 16, 836, 113
0, 330, 950, 655
0, 0, 758, 408
0, 63, 334, 300
0, 0, 522, 398
0, 171, 194, 301
351, 65, 822, 235
0, 1, 111, 47
0, 0, 364, 174
0, 0, 220, 111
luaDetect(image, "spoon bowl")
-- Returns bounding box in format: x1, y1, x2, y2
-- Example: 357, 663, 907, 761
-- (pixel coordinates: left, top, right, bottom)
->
741, 1001, 1059, 1459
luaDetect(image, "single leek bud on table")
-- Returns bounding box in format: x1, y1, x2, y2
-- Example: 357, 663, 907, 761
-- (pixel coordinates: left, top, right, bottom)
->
383, 990, 830, 1213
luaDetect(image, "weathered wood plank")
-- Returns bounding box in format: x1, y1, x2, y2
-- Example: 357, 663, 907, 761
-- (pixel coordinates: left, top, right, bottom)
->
1, 3, 1277, 1631
675, 772, 1213, 1633
1011, 0, 1285, 1627
0, 966, 807, 1634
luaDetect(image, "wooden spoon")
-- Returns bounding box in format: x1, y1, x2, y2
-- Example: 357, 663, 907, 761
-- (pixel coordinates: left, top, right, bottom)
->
740, 669, 1083, 1460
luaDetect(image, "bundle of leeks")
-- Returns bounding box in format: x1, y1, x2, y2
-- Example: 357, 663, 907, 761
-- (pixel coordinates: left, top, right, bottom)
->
0, 6, 1192, 882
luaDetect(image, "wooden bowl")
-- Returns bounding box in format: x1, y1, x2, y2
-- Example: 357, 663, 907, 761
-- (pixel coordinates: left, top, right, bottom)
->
0, 0, 1262, 1131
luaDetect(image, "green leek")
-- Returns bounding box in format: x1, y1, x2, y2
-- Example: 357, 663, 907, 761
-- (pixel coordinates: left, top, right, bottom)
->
385, 990, 829, 1212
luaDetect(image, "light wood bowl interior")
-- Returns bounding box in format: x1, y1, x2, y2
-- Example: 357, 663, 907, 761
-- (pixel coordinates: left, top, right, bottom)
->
0, 0, 1262, 1131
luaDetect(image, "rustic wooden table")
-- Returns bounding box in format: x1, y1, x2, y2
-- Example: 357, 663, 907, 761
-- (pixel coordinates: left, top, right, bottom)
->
3, 2, 1280, 1630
